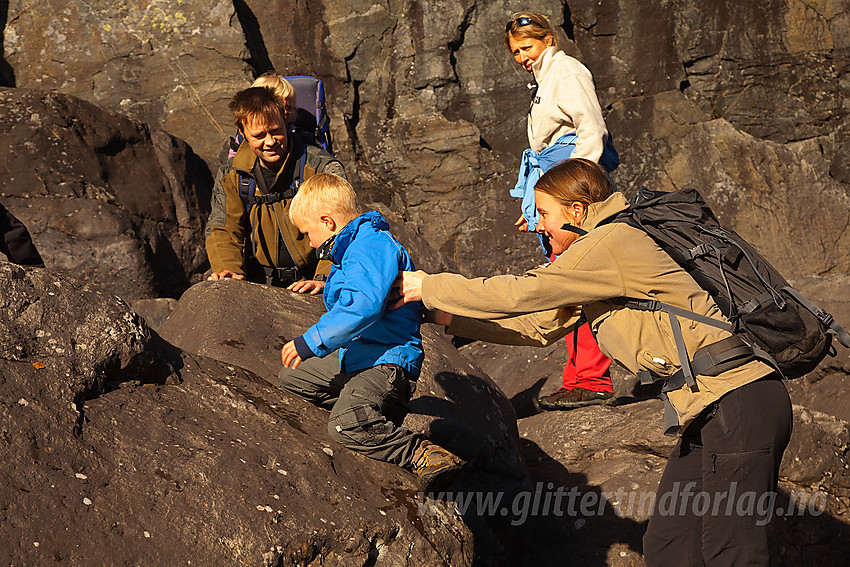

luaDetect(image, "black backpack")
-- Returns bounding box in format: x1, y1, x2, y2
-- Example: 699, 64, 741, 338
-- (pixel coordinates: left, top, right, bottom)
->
610, 187, 850, 388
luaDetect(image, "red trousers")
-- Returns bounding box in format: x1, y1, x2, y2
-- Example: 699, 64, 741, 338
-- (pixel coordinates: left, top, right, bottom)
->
562, 322, 613, 392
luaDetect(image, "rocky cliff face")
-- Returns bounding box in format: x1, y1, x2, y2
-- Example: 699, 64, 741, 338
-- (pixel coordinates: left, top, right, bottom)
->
3, 0, 252, 163
5, 0, 849, 280
0, 88, 211, 301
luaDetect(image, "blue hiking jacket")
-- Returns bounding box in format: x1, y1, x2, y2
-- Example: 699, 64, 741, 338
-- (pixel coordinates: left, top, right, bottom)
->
293, 211, 424, 377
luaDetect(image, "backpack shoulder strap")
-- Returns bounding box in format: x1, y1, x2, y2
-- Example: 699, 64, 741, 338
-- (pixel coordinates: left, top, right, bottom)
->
237, 173, 257, 215
289, 140, 309, 193
613, 297, 733, 389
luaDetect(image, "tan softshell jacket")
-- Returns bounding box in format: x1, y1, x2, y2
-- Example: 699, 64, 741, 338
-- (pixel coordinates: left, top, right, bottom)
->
205, 135, 346, 280
422, 192, 775, 432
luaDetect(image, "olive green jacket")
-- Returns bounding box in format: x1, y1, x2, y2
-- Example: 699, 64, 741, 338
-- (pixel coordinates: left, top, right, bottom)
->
422, 192, 774, 432
205, 134, 346, 281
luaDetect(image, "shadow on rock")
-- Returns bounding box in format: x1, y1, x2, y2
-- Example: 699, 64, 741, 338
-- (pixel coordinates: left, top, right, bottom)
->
509, 376, 548, 419
408, 370, 534, 565
519, 437, 647, 566
769, 487, 850, 565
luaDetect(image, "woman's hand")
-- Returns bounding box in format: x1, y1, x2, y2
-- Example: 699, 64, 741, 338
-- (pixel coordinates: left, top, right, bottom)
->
515, 214, 529, 232
390, 270, 428, 309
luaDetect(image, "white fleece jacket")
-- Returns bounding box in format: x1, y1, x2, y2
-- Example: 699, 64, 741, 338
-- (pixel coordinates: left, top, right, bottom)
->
528, 46, 609, 160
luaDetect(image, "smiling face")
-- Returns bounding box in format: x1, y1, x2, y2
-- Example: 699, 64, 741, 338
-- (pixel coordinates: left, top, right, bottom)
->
534, 190, 586, 257
243, 111, 288, 169
507, 33, 553, 73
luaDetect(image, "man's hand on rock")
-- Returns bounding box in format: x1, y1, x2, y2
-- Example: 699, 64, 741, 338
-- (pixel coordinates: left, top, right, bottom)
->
287, 280, 325, 295
208, 270, 245, 281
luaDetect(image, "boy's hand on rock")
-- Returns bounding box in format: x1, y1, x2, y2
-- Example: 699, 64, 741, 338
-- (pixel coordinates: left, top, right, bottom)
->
281, 340, 302, 369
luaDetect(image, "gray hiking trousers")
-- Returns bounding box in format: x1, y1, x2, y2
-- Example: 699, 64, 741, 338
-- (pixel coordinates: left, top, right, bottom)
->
278, 354, 420, 468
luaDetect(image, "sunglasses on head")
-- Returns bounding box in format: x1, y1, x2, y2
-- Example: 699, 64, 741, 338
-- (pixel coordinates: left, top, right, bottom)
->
505, 16, 542, 33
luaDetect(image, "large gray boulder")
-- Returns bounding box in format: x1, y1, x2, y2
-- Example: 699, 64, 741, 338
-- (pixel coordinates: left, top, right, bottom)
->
0, 88, 211, 301
0, 263, 479, 566
158, 278, 533, 562
158, 279, 528, 480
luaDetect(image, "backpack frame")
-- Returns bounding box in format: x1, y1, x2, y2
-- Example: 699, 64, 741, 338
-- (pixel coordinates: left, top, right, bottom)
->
285, 75, 333, 155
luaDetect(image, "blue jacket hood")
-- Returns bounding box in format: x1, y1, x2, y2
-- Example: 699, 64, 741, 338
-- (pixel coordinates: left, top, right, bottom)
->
295, 210, 423, 376
329, 210, 389, 263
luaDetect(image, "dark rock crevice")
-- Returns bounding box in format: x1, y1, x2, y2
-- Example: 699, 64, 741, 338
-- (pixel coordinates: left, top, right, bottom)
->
447, 4, 476, 83
343, 47, 363, 161
562, 3, 575, 42
233, 0, 274, 75
0, 0, 15, 87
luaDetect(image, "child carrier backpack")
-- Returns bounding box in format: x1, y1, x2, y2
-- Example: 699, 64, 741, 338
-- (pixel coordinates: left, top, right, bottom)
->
606, 187, 850, 432
285, 76, 333, 155
228, 75, 334, 158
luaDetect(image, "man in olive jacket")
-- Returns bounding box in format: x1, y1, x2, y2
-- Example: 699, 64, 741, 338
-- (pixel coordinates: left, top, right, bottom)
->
205, 86, 347, 288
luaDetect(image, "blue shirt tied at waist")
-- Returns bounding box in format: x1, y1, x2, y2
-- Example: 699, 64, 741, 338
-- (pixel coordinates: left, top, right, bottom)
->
511, 134, 578, 234
511, 133, 619, 254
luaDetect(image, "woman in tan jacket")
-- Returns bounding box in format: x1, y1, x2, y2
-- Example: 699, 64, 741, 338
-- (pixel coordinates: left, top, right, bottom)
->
393, 158, 792, 566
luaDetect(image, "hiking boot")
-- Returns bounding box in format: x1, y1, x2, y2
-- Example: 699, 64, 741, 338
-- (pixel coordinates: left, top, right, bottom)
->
537, 387, 613, 411
410, 441, 465, 493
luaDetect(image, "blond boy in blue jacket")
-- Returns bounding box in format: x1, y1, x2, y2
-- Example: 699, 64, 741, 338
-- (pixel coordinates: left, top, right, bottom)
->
280, 173, 463, 492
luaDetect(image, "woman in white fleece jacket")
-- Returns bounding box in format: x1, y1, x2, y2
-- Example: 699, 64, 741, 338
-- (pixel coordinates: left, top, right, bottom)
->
506, 12, 618, 411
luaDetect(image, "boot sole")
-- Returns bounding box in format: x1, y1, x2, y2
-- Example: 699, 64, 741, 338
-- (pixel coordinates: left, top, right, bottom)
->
538, 397, 613, 410
419, 461, 465, 494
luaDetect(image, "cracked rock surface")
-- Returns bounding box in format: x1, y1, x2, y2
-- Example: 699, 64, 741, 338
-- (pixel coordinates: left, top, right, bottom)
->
0, 88, 211, 301
0, 265, 479, 566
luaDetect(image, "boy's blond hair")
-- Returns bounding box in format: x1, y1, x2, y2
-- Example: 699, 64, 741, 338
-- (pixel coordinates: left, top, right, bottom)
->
252, 71, 296, 107
289, 173, 361, 226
